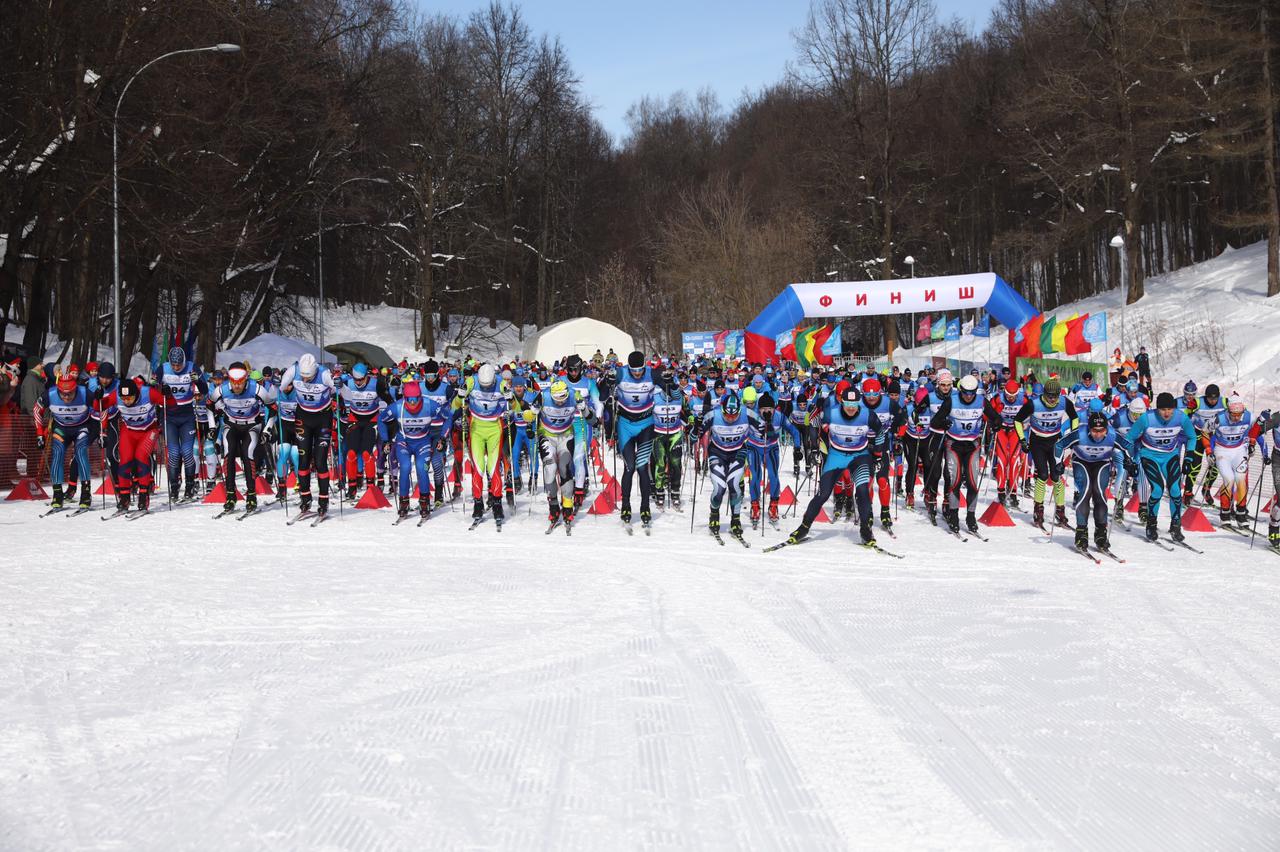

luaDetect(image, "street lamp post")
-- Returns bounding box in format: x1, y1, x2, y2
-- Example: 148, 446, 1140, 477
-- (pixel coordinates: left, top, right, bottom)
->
112, 43, 240, 366
904, 256, 915, 363
1109, 235, 1125, 355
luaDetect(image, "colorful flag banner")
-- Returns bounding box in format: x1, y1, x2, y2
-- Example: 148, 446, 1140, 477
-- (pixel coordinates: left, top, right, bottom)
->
1082, 313, 1107, 343
973, 313, 990, 338
917, 314, 932, 342
931, 316, 946, 341
821, 323, 842, 356
945, 316, 961, 341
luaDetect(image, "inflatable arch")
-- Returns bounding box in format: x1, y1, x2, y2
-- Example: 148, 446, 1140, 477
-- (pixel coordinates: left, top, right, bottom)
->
744, 272, 1039, 364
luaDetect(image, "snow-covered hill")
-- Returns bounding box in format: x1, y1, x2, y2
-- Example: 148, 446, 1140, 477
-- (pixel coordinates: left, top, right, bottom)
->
321, 302, 534, 365
896, 240, 1280, 408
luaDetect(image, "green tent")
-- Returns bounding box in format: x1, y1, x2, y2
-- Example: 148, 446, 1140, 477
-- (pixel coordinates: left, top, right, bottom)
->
327, 340, 396, 368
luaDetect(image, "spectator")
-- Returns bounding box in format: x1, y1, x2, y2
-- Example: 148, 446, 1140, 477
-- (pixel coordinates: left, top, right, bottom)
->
1135, 346, 1152, 394
20, 358, 46, 414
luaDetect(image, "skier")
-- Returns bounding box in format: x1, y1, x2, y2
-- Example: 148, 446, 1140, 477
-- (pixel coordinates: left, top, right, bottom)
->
1070, 371, 1103, 411
33, 370, 96, 511
1110, 397, 1146, 519
919, 368, 956, 524
786, 385, 884, 547
1128, 391, 1198, 542
859, 378, 904, 530
930, 374, 997, 534
418, 361, 457, 508
900, 387, 932, 509
651, 372, 687, 510
692, 391, 751, 541
1057, 410, 1124, 553
743, 388, 802, 527
525, 378, 594, 530
612, 351, 657, 528
1014, 377, 1078, 529
100, 378, 164, 515
206, 363, 276, 515
1185, 383, 1225, 504
273, 379, 300, 504
90, 363, 121, 495
278, 353, 337, 519
1208, 393, 1260, 526
378, 381, 443, 521
507, 373, 537, 494
1261, 409, 1280, 552
990, 379, 1027, 508
461, 363, 509, 526
339, 363, 389, 499
156, 346, 207, 503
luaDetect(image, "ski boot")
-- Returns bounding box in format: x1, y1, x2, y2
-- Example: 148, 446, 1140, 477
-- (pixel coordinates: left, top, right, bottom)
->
1054, 505, 1070, 528
472, 498, 485, 521
880, 506, 893, 531
620, 506, 632, 524
1113, 500, 1125, 521
997, 488, 1006, 507
1219, 506, 1233, 526
1094, 527, 1110, 552
451, 483, 463, 501
1145, 516, 1159, 542
276, 483, 288, 503
966, 511, 979, 534
670, 493, 682, 511
1169, 520, 1185, 543
418, 496, 431, 520
640, 509, 652, 529
905, 492, 915, 509
859, 517, 876, 546
944, 507, 961, 533
1007, 491, 1021, 510
1235, 503, 1251, 526
184, 481, 199, 502
137, 488, 151, 512
1021, 480, 1033, 498
1181, 489, 1194, 507
433, 493, 445, 511
50, 484, 65, 510
654, 491, 664, 510
574, 487, 585, 509
316, 496, 329, 519
1138, 503, 1149, 525
398, 496, 411, 519
787, 520, 810, 544
1269, 525, 1280, 553
1200, 485, 1214, 506
548, 499, 561, 523
223, 494, 237, 513
1074, 525, 1089, 551
245, 493, 258, 513
78, 481, 92, 509
926, 500, 938, 525
1033, 501, 1046, 528
116, 488, 130, 514
298, 493, 313, 514
490, 495, 505, 523
844, 499, 856, 522
729, 514, 743, 537
513, 477, 523, 495
708, 508, 721, 535
750, 500, 761, 525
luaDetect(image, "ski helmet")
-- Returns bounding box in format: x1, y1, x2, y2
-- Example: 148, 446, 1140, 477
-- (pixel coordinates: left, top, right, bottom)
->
1043, 377, 1062, 398
550, 380, 570, 404
118, 379, 138, 400
1089, 398, 1105, 413
958, 374, 979, 395
477, 363, 497, 388
1204, 383, 1220, 403
1128, 397, 1148, 417
1087, 411, 1108, 432
168, 347, 185, 368
298, 354, 318, 380
1183, 380, 1197, 396
723, 392, 741, 416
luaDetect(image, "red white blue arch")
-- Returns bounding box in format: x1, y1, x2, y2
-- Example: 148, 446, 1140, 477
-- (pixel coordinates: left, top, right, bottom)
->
744, 272, 1039, 364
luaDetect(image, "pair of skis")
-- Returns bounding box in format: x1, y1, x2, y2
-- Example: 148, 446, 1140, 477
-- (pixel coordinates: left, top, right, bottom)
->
545, 517, 574, 536
710, 526, 749, 548
287, 509, 330, 527
761, 535, 903, 559
101, 507, 152, 521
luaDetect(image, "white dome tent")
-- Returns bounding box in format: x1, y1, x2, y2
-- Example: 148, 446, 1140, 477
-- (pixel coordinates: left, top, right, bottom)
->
521, 317, 634, 365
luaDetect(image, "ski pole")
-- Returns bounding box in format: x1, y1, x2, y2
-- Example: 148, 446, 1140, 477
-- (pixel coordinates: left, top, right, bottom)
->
1248, 454, 1268, 549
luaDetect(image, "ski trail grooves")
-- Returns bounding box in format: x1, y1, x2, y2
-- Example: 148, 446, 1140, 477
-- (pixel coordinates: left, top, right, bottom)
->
617, 558, 1009, 850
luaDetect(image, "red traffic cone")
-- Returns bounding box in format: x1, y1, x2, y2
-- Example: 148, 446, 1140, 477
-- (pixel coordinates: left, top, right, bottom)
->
1105, 486, 1114, 500
978, 501, 1016, 527
5, 478, 49, 501
202, 481, 243, 504
776, 485, 797, 507
1180, 506, 1215, 533
1125, 492, 1141, 513
254, 476, 274, 496
1264, 495, 1276, 514
814, 507, 832, 523
588, 486, 616, 515
95, 478, 116, 495
355, 484, 391, 509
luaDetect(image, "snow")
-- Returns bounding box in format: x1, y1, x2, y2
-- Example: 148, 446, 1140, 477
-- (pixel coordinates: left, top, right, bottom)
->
895, 240, 1280, 409
321, 300, 535, 364
3, 445, 1280, 848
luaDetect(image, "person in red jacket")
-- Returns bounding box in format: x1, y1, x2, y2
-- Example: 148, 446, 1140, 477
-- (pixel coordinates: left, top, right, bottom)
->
100, 378, 164, 515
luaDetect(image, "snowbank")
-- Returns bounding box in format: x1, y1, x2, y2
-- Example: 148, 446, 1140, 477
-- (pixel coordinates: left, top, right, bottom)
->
217, 333, 333, 371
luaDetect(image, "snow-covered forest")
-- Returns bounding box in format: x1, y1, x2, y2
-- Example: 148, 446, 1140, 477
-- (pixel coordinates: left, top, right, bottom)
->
2, 0, 1277, 363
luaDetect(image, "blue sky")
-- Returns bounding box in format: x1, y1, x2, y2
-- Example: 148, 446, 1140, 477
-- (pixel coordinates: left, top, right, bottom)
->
413, 0, 999, 143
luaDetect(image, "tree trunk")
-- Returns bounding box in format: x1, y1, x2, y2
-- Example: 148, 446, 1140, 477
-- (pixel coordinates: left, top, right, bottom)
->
195, 282, 218, 369
416, 218, 435, 355
1124, 184, 1144, 303
1262, 0, 1279, 296
880, 206, 897, 359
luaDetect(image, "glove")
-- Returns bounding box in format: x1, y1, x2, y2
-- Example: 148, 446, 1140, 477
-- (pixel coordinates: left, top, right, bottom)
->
434, 439, 446, 454
1264, 453, 1272, 467
161, 384, 174, 397
1020, 437, 1030, 453
36, 435, 45, 451
522, 410, 535, 423
214, 442, 224, 458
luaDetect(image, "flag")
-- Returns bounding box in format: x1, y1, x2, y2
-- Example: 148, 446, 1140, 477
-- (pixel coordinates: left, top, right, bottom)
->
1014, 314, 1044, 359
1050, 314, 1071, 353
1083, 312, 1107, 343
945, 316, 961, 341
149, 334, 163, 376
1064, 313, 1091, 355
820, 323, 842, 356
931, 315, 946, 341
1039, 315, 1058, 355
973, 313, 990, 338
809, 323, 835, 366
713, 330, 729, 356
917, 314, 932, 342
775, 328, 795, 361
